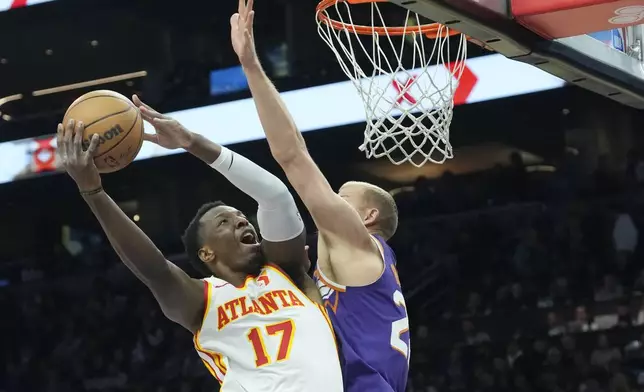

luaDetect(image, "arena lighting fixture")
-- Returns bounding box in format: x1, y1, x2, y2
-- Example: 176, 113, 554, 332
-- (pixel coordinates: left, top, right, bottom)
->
0, 94, 23, 122
31, 71, 147, 97
0, 93, 24, 109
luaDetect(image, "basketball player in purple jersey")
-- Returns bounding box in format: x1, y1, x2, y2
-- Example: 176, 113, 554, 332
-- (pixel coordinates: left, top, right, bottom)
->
231, 1, 410, 391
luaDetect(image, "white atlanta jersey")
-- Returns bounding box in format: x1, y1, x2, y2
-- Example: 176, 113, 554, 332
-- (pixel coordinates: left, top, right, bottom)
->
193, 264, 344, 392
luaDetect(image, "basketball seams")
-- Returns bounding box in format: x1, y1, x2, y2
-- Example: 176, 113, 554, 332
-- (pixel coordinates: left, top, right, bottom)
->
65, 94, 133, 115
133, 117, 145, 157
94, 109, 141, 159
119, 116, 145, 171
83, 106, 133, 129
63, 91, 144, 173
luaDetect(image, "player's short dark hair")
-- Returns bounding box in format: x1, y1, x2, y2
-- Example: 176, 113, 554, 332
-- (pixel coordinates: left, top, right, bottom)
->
182, 201, 226, 277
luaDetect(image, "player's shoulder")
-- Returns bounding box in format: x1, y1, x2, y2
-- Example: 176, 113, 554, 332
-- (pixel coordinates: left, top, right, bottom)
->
262, 263, 299, 285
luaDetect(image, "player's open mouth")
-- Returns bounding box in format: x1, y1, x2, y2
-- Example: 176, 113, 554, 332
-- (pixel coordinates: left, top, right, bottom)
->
240, 230, 258, 245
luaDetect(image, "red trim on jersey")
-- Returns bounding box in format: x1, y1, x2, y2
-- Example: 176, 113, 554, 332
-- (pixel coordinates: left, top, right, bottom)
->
202, 280, 209, 310
193, 280, 212, 336
199, 358, 222, 384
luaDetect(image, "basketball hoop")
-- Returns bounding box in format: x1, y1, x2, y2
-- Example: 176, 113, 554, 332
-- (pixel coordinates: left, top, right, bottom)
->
316, 0, 472, 166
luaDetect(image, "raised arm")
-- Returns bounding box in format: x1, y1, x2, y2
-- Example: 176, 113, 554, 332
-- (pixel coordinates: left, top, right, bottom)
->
57, 119, 204, 333
132, 96, 307, 274
231, 0, 382, 285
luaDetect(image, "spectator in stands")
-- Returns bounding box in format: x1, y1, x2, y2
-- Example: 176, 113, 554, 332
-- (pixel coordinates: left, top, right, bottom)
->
507, 282, 532, 310
492, 357, 511, 391
568, 306, 598, 333
609, 372, 631, 392
615, 302, 633, 328
613, 207, 638, 278
590, 334, 622, 369
560, 335, 578, 365
550, 276, 572, 306
463, 291, 488, 317
506, 340, 526, 372
547, 311, 567, 336
513, 373, 533, 392
446, 348, 466, 391
512, 228, 547, 279
634, 299, 644, 326
580, 379, 603, 392
462, 319, 490, 346
539, 347, 567, 391
633, 269, 644, 294
595, 274, 625, 302
414, 324, 431, 352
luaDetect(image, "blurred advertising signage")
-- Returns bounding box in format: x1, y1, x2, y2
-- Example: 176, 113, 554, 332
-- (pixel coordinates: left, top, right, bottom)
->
0, 54, 564, 185
0, 0, 54, 12
210, 66, 249, 96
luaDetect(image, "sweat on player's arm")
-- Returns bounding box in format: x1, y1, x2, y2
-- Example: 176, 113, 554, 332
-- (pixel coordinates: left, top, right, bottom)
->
57, 119, 205, 333
132, 95, 308, 273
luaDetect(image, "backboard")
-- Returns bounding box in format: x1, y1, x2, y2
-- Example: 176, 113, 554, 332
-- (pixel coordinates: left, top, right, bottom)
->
387, 0, 644, 109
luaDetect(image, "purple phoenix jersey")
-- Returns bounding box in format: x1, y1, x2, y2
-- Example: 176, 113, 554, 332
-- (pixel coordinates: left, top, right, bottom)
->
314, 234, 410, 392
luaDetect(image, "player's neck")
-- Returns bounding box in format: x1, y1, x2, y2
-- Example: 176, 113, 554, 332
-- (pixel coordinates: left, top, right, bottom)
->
222, 270, 260, 289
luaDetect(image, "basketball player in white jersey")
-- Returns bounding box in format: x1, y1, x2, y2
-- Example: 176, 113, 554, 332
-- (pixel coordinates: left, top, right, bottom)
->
232, 1, 409, 391
57, 105, 343, 390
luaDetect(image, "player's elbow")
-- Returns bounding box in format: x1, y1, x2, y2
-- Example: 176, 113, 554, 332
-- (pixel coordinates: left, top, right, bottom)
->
269, 137, 307, 164
272, 145, 309, 170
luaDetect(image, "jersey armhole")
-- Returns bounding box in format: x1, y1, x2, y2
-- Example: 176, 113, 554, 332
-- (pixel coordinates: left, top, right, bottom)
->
194, 280, 213, 337
317, 235, 387, 289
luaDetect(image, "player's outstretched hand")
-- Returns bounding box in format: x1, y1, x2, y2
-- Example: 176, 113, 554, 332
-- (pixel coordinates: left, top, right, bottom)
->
231, 0, 258, 68
57, 119, 101, 192
132, 95, 193, 150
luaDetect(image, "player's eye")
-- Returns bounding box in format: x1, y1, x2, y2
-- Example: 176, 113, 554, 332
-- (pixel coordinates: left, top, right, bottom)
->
218, 219, 227, 226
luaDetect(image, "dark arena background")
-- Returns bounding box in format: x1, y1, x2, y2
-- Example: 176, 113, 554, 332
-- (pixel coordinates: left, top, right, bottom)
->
3, 0, 644, 391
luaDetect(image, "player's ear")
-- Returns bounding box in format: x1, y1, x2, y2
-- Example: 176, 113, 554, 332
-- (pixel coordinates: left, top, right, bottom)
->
198, 246, 215, 263
363, 207, 379, 227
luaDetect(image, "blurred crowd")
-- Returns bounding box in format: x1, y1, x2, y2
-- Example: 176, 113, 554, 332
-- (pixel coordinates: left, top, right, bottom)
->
4, 149, 644, 392
395, 151, 644, 392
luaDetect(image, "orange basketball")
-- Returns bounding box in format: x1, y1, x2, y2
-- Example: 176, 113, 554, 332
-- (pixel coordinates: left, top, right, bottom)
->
63, 90, 144, 173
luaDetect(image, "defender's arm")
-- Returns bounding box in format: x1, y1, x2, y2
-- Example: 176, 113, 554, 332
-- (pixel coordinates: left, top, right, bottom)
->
242, 62, 382, 285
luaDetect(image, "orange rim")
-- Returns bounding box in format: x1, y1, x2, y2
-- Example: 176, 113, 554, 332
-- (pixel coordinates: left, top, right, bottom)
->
316, 0, 462, 39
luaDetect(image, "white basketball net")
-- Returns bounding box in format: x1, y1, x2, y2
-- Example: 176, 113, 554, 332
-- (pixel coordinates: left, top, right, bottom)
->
316, 0, 468, 166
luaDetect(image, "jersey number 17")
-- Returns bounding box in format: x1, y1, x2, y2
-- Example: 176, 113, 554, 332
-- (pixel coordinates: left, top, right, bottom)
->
247, 319, 295, 367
